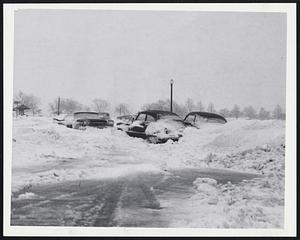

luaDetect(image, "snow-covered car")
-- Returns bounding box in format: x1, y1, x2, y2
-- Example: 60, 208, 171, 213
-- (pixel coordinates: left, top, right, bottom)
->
126, 110, 193, 143
62, 114, 75, 128
53, 114, 74, 127
115, 114, 136, 131
53, 114, 68, 125
71, 112, 114, 129
184, 112, 227, 128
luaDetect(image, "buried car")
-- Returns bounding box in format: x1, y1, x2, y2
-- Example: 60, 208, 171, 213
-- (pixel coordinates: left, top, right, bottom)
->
70, 112, 114, 129
184, 112, 227, 128
53, 114, 68, 125
115, 114, 136, 131
53, 114, 74, 127
126, 110, 194, 143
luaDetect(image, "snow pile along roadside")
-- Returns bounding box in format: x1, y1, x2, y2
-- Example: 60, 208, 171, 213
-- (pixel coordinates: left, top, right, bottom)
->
161, 119, 285, 228
11, 116, 285, 229
12, 118, 285, 190
11, 117, 163, 191
187, 171, 284, 228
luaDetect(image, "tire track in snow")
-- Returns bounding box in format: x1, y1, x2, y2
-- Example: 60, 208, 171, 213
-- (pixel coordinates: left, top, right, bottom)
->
92, 181, 124, 227
11, 169, 260, 227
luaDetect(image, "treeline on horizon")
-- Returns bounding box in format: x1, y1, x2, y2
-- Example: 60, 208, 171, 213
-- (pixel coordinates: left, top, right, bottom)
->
13, 91, 286, 120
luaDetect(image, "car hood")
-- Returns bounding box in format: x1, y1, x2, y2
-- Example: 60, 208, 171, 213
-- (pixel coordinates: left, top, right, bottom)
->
145, 119, 186, 139
53, 114, 68, 121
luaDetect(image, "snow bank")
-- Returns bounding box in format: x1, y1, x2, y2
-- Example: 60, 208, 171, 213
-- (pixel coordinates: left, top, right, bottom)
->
12, 117, 285, 228
163, 119, 285, 228
186, 173, 284, 228
12, 117, 164, 191
192, 178, 219, 204
12, 118, 285, 186
159, 119, 285, 169
16, 192, 38, 200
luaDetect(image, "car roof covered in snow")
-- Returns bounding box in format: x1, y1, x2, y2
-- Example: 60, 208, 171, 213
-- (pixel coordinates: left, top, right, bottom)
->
185, 111, 227, 122
139, 110, 179, 116
137, 110, 182, 120
74, 112, 109, 115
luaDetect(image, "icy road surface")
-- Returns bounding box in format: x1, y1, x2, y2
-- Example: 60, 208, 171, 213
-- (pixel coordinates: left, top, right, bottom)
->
11, 117, 285, 228
11, 168, 260, 227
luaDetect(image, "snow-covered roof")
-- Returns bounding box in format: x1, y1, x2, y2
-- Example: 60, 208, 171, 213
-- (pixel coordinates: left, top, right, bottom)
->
14, 104, 30, 110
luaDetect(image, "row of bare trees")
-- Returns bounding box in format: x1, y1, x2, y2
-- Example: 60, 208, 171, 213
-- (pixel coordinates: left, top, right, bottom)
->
13, 91, 131, 116
218, 104, 285, 120
48, 98, 131, 116
142, 98, 285, 120
92, 99, 130, 115
13, 91, 285, 120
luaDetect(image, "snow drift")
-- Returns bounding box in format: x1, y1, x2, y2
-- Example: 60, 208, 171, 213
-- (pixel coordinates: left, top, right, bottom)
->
11, 116, 285, 228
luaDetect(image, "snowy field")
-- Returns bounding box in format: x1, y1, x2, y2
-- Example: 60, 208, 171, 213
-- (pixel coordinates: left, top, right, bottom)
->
11, 117, 285, 228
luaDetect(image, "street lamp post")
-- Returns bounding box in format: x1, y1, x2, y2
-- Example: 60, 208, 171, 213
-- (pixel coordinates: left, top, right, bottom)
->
57, 96, 60, 115
170, 79, 174, 112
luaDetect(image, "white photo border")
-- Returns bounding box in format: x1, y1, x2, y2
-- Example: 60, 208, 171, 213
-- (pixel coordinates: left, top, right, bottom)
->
3, 3, 297, 237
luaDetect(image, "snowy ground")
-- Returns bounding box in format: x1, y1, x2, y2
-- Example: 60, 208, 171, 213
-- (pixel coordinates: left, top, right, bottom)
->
11, 116, 285, 228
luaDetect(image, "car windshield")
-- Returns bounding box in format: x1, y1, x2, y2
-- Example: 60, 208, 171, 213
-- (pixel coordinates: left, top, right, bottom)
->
74, 112, 100, 119
158, 114, 182, 121
195, 114, 226, 124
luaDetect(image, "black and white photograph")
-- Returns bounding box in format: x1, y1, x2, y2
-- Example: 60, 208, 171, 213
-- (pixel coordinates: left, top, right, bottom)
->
3, 3, 296, 237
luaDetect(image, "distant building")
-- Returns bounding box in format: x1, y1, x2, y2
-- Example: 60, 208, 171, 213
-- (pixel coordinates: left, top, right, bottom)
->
13, 103, 30, 116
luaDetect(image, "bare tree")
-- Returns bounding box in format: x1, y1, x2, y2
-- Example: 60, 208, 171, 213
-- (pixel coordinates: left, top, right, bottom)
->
141, 104, 152, 111
173, 101, 188, 117
49, 99, 58, 114
185, 98, 195, 112
258, 107, 270, 120
272, 104, 284, 119
196, 101, 205, 111
219, 108, 230, 118
49, 98, 83, 114
243, 106, 257, 119
93, 99, 110, 112
141, 99, 188, 117
115, 103, 130, 116
207, 102, 216, 113
82, 105, 92, 111
15, 91, 41, 115
156, 100, 169, 110
141, 99, 169, 111
231, 104, 241, 119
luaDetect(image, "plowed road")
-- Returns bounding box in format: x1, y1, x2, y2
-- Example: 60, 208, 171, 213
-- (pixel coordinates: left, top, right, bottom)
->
11, 168, 260, 227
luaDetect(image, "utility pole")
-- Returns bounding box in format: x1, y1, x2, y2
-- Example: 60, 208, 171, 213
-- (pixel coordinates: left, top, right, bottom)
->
57, 97, 60, 115
170, 79, 174, 112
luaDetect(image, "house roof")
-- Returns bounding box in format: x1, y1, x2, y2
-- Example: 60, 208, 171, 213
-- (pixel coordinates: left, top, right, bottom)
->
14, 104, 30, 110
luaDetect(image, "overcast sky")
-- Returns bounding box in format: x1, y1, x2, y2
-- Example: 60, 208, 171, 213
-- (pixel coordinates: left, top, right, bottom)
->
13, 10, 287, 112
